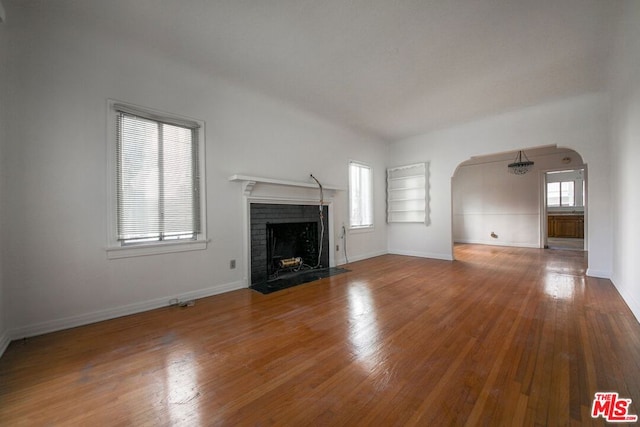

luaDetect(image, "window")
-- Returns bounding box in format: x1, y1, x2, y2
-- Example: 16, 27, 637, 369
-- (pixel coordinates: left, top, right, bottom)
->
349, 161, 373, 229
107, 101, 206, 258
547, 181, 575, 207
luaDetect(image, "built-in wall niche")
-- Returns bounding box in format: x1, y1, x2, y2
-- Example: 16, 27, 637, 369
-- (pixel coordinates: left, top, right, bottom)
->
387, 163, 428, 224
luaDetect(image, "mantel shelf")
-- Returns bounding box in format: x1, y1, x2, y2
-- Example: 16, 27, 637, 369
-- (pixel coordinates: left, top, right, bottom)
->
229, 174, 345, 196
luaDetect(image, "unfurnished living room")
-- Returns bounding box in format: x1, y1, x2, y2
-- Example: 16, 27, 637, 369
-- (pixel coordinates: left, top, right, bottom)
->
0, 1, 639, 425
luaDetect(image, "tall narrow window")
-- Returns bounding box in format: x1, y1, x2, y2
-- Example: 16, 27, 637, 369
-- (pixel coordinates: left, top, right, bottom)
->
349, 161, 373, 229
109, 102, 206, 256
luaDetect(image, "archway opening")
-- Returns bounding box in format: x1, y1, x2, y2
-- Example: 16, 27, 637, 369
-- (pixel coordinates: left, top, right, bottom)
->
451, 146, 586, 255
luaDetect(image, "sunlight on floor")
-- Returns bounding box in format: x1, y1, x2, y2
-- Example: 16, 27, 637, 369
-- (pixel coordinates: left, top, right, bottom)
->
347, 283, 382, 372
543, 271, 584, 300
165, 351, 201, 425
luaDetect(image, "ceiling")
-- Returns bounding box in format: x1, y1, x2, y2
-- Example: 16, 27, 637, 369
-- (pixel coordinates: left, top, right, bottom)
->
26, 0, 619, 141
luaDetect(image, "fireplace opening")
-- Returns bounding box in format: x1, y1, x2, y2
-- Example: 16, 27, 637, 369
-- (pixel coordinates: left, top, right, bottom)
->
249, 202, 348, 294
250, 203, 330, 285
267, 221, 319, 279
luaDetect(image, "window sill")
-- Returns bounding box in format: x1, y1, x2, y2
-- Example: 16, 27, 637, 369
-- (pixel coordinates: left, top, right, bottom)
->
106, 239, 208, 259
349, 226, 374, 234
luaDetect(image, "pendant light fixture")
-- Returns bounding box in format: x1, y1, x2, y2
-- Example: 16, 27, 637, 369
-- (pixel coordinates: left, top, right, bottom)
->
508, 150, 534, 175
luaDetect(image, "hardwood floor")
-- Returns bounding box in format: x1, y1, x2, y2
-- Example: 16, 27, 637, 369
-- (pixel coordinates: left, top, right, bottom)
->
1, 245, 639, 426
547, 237, 585, 251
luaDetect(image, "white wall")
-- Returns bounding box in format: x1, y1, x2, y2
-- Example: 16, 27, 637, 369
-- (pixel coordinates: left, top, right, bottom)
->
452, 150, 585, 248
2, 0, 636, 351
609, 0, 640, 321
388, 93, 612, 276
1, 2, 387, 338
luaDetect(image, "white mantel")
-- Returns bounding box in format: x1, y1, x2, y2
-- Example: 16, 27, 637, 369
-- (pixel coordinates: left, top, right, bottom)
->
229, 174, 343, 286
228, 174, 344, 196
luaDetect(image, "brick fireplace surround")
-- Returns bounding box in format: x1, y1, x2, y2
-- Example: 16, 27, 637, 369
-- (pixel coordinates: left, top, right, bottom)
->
228, 174, 341, 288
250, 203, 329, 285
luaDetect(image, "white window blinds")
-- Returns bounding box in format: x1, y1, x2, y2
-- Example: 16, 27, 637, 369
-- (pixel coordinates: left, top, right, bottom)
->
116, 107, 201, 244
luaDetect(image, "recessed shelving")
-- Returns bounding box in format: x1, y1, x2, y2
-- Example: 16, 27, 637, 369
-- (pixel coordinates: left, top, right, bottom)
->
386, 163, 428, 224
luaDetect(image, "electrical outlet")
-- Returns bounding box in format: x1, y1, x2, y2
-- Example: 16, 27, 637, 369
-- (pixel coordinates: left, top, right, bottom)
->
230, 259, 236, 269
336, 244, 340, 251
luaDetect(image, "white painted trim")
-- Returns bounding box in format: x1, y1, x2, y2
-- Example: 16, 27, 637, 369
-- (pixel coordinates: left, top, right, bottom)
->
0, 329, 10, 359
338, 250, 387, 265
106, 239, 208, 259
540, 165, 588, 252
616, 284, 640, 324
453, 239, 540, 249
229, 174, 345, 193
243, 193, 336, 287
348, 160, 375, 229
246, 195, 332, 204
387, 249, 455, 261
335, 256, 348, 266
9, 280, 244, 340
348, 226, 375, 234
585, 268, 611, 279
105, 99, 208, 259
540, 169, 549, 249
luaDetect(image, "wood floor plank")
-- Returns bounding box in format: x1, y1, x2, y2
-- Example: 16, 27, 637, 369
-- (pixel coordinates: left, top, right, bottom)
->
1, 245, 639, 426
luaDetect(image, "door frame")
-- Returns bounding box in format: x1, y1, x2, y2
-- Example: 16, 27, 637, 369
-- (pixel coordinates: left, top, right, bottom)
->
540, 166, 587, 250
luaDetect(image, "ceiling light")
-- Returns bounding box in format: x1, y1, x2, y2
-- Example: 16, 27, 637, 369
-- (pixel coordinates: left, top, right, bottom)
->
508, 150, 534, 175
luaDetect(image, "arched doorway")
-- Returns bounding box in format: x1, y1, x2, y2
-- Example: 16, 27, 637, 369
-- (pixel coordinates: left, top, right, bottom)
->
451, 146, 586, 252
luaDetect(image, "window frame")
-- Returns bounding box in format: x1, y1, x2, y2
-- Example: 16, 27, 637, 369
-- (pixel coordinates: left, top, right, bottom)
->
348, 160, 374, 231
106, 100, 207, 259
547, 181, 575, 207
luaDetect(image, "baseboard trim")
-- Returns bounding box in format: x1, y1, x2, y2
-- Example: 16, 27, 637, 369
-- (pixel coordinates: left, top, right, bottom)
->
338, 250, 388, 265
586, 268, 611, 279
454, 239, 540, 249
0, 328, 10, 359
387, 249, 454, 261
9, 280, 245, 340
612, 280, 640, 325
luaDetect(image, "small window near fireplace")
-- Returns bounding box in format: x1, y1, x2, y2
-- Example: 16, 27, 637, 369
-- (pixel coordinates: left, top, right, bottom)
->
349, 160, 374, 229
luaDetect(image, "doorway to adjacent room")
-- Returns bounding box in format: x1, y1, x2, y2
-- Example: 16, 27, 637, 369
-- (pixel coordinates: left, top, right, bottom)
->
543, 168, 586, 251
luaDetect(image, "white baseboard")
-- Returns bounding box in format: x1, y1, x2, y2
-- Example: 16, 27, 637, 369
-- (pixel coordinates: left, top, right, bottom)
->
0, 328, 10, 359
586, 268, 611, 279
338, 250, 387, 265
341, 251, 387, 264
335, 257, 347, 266
454, 239, 540, 249
387, 249, 454, 261
9, 280, 245, 340
612, 281, 640, 325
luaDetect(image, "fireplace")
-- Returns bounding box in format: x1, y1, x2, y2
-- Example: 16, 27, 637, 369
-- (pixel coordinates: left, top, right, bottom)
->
267, 221, 319, 277
250, 203, 329, 286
